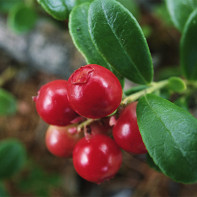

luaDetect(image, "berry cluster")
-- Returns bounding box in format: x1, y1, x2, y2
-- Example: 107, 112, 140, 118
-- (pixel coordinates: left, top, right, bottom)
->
33, 64, 147, 184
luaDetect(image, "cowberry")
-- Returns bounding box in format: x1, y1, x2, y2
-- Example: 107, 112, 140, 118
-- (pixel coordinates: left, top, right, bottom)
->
73, 134, 122, 183
33, 80, 78, 126
45, 125, 82, 158
67, 64, 122, 119
113, 102, 147, 154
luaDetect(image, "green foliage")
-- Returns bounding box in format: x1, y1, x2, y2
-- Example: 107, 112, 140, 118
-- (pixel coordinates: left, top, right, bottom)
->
89, 0, 153, 84
37, 0, 72, 20
69, 3, 124, 86
70, 0, 153, 84
18, 161, 61, 197
0, 0, 20, 13
165, 0, 197, 32
7, 4, 37, 33
0, 88, 16, 116
0, 139, 26, 180
137, 94, 197, 183
0, 183, 10, 197
146, 154, 161, 173
181, 9, 197, 80
168, 77, 186, 93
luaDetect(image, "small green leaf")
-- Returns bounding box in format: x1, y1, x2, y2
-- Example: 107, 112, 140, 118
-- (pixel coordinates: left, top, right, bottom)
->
8, 4, 37, 33
0, 89, 16, 116
69, 3, 111, 69
37, 0, 71, 20
88, 0, 153, 84
168, 77, 186, 93
165, 0, 197, 32
0, 139, 26, 180
137, 94, 197, 183
0, 0, 20, 13
69, 3, 124, 86
181, 9, 197, 80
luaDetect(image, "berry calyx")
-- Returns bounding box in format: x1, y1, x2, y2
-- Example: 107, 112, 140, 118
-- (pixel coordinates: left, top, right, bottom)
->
45, 125, 82, 158
34, 80, 78, 126
67, 64, 122, 119
73, 134, 122, 183
113, 102, 147, 154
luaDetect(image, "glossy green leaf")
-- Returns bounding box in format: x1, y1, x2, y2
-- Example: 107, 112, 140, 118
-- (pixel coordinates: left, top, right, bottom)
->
137, 94, 197, 183
69, 3, 124, 86
181, 9, 197, 80
0, 139, 26, 180
165, 0, 197, 32
88, 0, 153, 84
69, 3, 111, 69
37, 0, 70, 20
8, 4, 37, 33
168, 77, 186, 93
0, 89, 16, 116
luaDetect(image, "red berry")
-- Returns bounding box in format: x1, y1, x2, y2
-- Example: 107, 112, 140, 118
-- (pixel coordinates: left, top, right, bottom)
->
67, 64, 122, 119
45, 125, 82, 158
73, 134, 122, 183
113, 102, 147, 154
33, 80, 78, 126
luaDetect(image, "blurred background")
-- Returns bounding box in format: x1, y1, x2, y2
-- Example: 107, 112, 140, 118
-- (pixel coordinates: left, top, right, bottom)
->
0, 0, 197, 196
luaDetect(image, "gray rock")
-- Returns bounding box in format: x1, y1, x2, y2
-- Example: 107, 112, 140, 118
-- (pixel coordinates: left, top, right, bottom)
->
0, 16, 85, 78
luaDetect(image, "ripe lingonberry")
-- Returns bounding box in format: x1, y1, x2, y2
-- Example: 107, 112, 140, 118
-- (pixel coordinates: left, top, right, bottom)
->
73, 134, 122, 183
67, 64, 122, 119
45, 125, 82, 158
33, 80, 78, 126
113, 102, 147, 154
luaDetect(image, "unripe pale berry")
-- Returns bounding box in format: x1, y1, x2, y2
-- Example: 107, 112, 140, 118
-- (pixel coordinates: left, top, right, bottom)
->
45, 125, 82, 158
67, 64, 122, 119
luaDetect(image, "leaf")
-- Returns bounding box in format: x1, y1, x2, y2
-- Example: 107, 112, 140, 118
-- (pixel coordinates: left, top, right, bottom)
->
137, 94, 197, 183
165, 0, 197, 32
88, 0, 153, 84
69, 3, 111, 69
181, 9, 197, 80
0, 89, 16, 116
8, 4, 37, 33
0, 139, 26, 180
168, 77, 186, 93
37, 0, 70, 20
146, 154, 161, 173
69, 3, 124, 86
